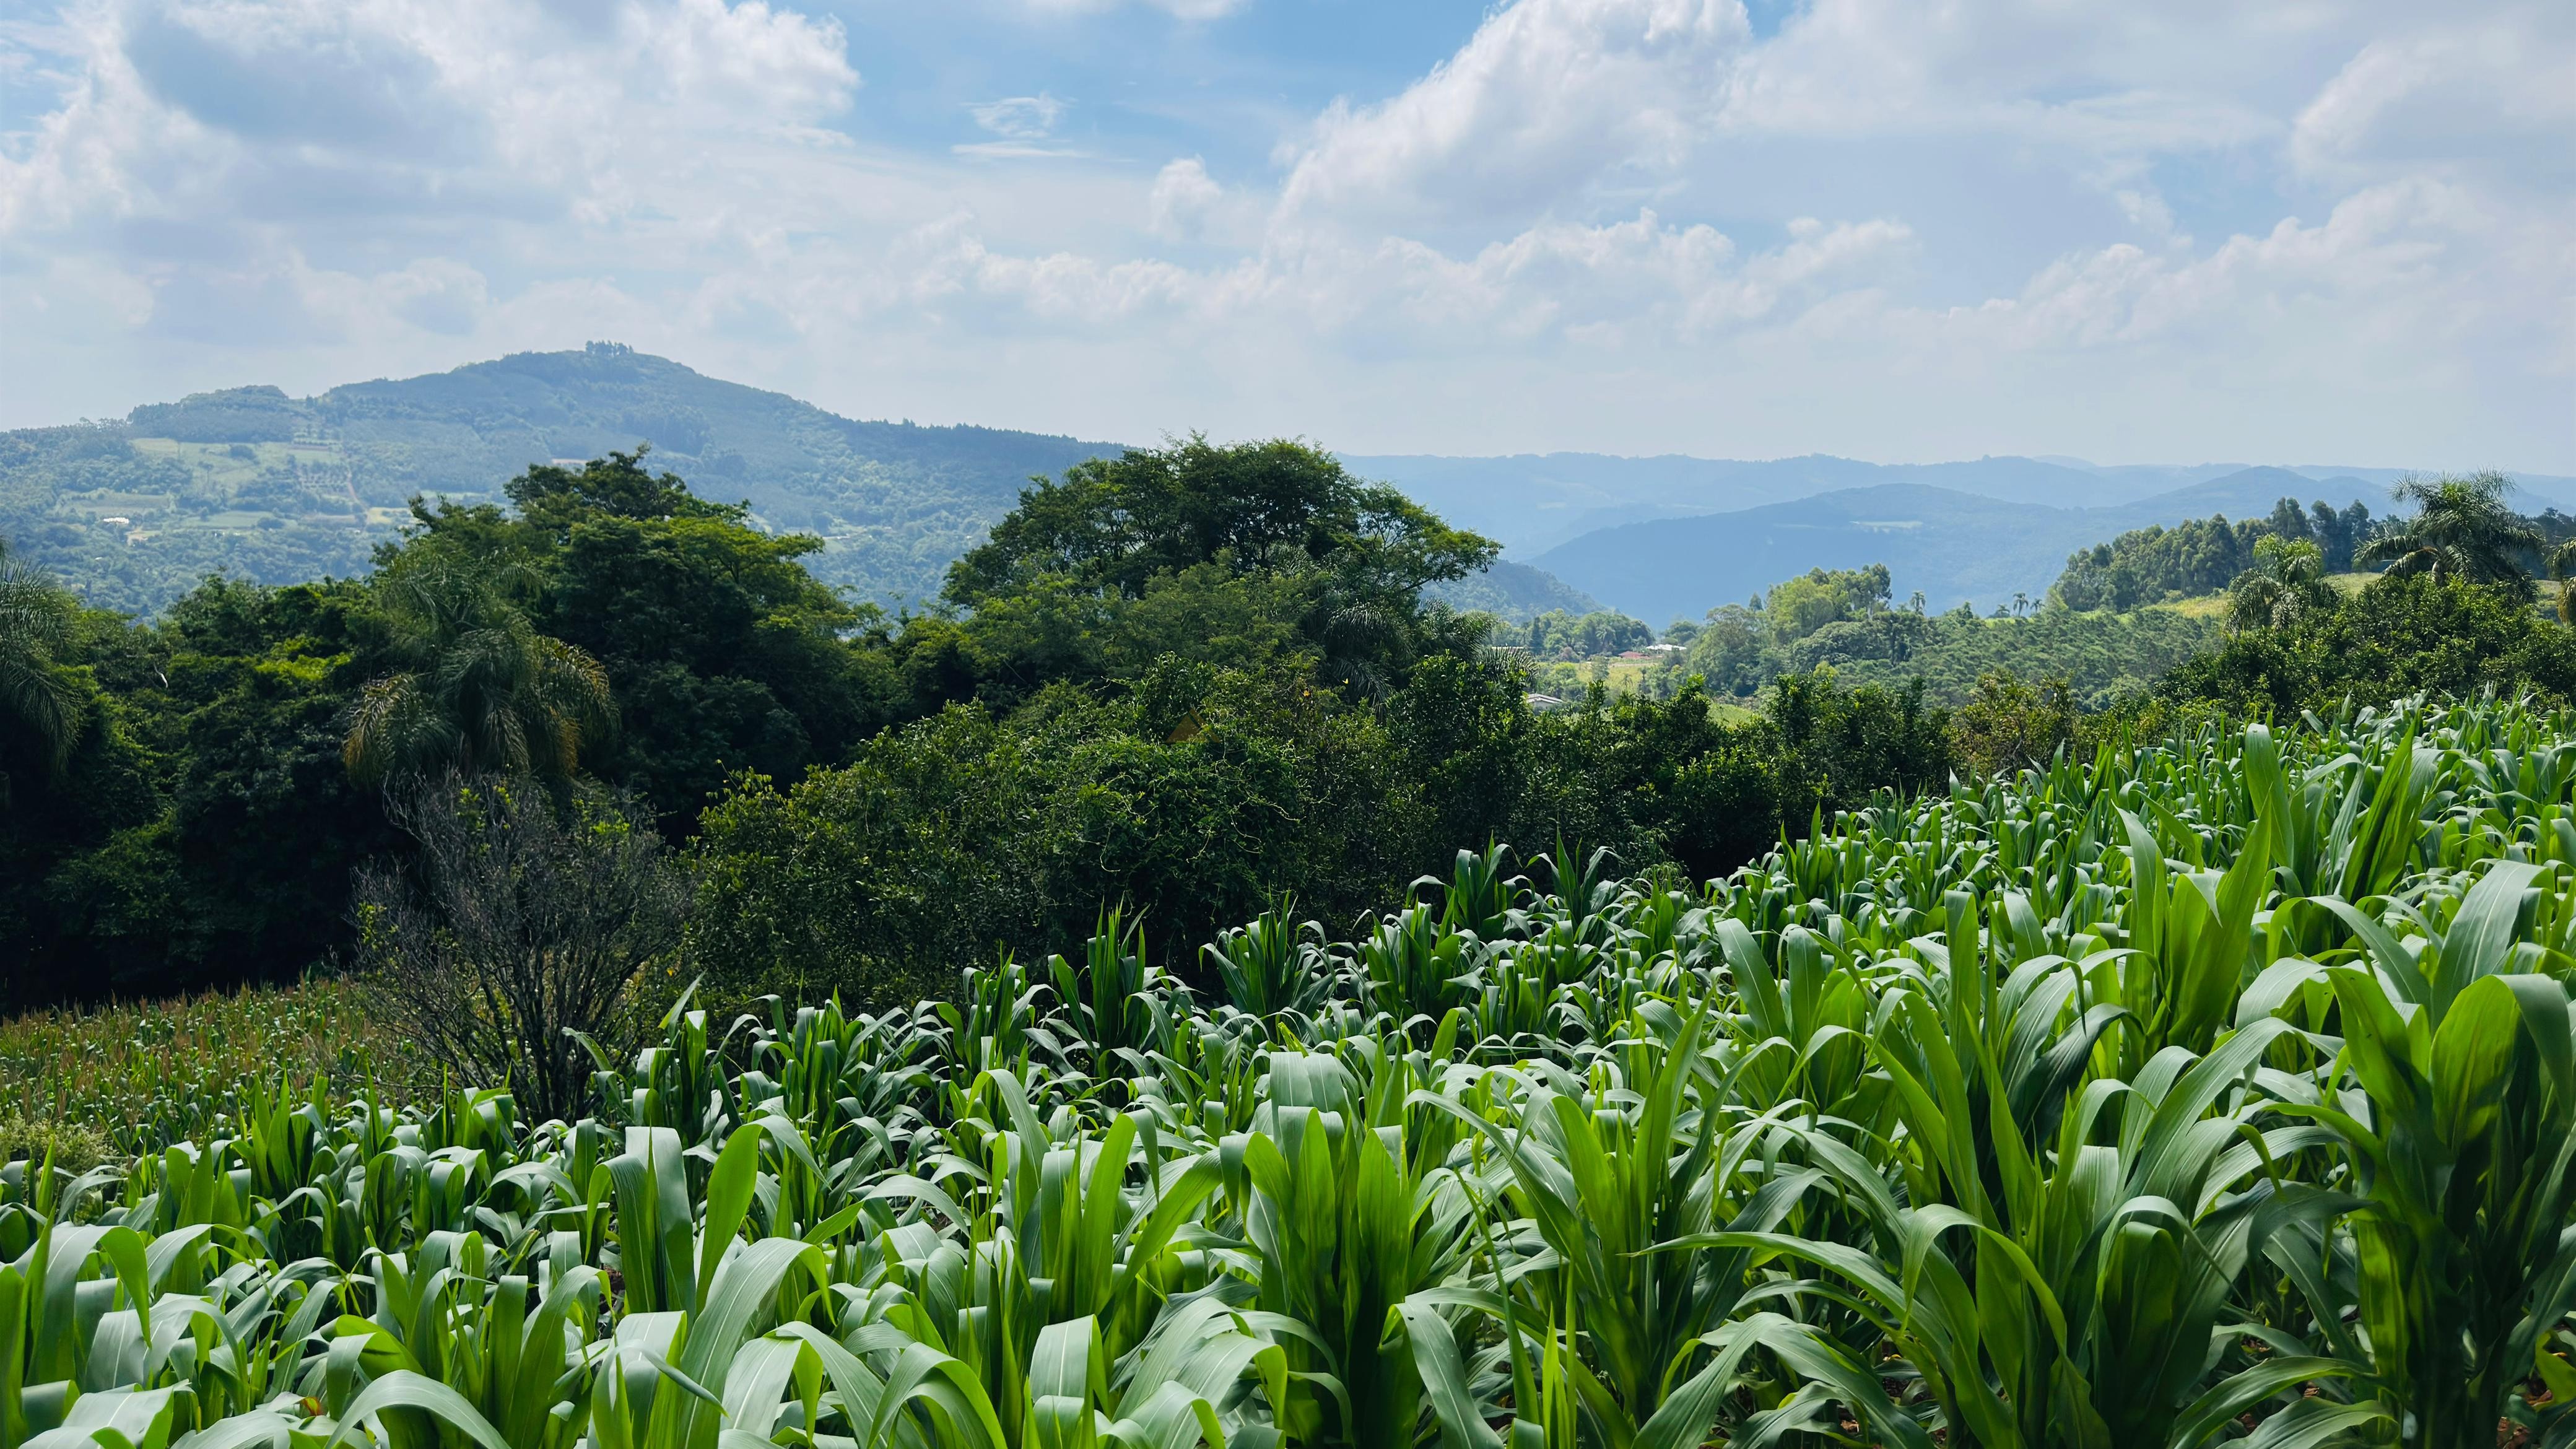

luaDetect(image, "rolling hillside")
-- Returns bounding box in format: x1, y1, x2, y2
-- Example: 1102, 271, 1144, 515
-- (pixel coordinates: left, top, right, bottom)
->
1345, 452, 2575, 559
0, 344, 1122, 612
1530, 468, 2404, 625
1, 345, 1609, 619
10, 342, 2565, 623
1423, 559, 1604, 620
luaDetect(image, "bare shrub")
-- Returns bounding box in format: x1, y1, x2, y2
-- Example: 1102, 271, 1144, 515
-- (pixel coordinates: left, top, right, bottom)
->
354, 774, 689, 1121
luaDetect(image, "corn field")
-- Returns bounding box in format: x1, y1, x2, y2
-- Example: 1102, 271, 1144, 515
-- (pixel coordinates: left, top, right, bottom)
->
1, 981, 433, 1153
8, 694, 2576, 1448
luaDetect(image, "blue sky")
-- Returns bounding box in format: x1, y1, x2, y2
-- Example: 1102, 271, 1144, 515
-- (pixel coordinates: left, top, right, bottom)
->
2, 0, 2569, 471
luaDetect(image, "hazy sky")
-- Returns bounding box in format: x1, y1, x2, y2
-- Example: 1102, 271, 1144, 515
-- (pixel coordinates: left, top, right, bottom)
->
2, 0, 2569, 469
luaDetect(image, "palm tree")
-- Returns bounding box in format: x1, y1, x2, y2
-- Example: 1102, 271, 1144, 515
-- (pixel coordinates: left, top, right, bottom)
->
0, 538, 84, 787
2356, 471, 2541, 593
344, 562, 616, 786
2224, 535, 2338, 632
2548, 539, 2576, 623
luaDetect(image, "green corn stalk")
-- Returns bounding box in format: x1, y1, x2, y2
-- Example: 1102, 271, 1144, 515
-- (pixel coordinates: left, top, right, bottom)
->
1050, 908, 1162, 1082
15, 693, 2576, 1449
1234, 1046, 1477, 1448
2271, 955, 2576, 1447
1356, 906, 1477, 1026
1206, 899, 1336, 1019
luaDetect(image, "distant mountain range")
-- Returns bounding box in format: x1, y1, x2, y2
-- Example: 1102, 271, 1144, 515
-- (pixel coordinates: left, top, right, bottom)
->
1358, 454, 2576, 624
7, 344, 2567, 622
1525, 472, 2318, 625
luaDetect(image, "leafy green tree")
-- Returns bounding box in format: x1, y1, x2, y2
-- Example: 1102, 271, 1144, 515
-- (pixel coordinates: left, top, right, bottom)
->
2548, 539, 2576, 623
1682, 604, 1774, 695
1949, 670, 2078, 775
343, 561, 616, 786
1508, 609, 1653, 659
11, 439, 1994, 1011
2163, 572, 2576, 716
0, 538, 83, 788
1763, 564, 1889, 642
940, 437, 1496, 700
505, 446, 742, 528
950, 436, 1485, 599
1690, 564, 2218, 710
2224, 536, 2338, 632
372, 450, 900, 825
2320, 498, 2374, 568
2357, 471, 2541, 593
1762, 669, 1951, 834
1, 578, 398, 1003
907, 562, 1310, 711
2052, 498, 2374, 611
692, 658, 1425, 1004
506, 452, 899, 823
2053, 515, 2256, 610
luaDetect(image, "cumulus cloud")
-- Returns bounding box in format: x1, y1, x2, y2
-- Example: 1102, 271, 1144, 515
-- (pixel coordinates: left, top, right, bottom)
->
1277, 0, 1750, 227
0, 0, 862, 400
1147, 157, 1257, 243
2, 0, 858, 235
2292, 11, 2576, 185
0, 0, 2565, 469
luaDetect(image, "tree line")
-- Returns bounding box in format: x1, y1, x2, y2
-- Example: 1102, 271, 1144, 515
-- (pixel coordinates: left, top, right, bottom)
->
1, 440, 1953, 1009
2050, 471, 2576, 612
12, 451, 2576, 1012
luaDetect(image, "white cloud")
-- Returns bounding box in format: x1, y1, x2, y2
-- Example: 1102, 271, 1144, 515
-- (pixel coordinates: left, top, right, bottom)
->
0, 0, 2566, 472
1147, 157, 1230, 240
957, 93, 1086, 158
376, 257, 494, 337
2292, 12, 2576, 184
1277, 0, 1750, 228
1, 0, 858, 236
970, 93, 1066, 141
1019, 0, 1246, 19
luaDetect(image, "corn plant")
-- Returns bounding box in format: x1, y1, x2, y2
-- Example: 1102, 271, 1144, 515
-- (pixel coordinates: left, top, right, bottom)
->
6, 692, 2576, 1448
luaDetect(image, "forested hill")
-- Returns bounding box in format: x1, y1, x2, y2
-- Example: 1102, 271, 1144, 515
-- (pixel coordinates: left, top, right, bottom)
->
1530, 467, 2430, 624
0, 344, 1121, 612
15, 343, 2570, 622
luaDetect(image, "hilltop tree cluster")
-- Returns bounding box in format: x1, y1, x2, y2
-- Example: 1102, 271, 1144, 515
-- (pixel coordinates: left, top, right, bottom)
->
2052, 496, 2377, 611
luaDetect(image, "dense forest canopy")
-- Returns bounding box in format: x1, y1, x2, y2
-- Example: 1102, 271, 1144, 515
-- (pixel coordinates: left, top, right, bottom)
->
9, 453, 2576, 1010
1492, 609, 1656, 661
2050, 497, 2377, 610
2, 440, 1960, 1007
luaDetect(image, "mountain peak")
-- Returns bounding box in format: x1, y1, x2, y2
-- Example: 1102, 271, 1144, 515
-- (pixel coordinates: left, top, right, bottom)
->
10, 347, 1123, 614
